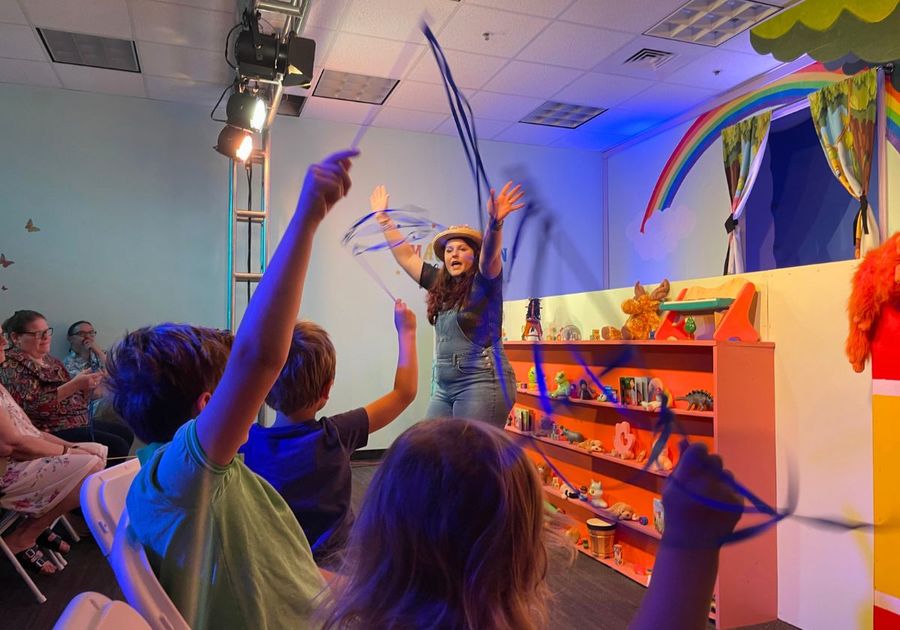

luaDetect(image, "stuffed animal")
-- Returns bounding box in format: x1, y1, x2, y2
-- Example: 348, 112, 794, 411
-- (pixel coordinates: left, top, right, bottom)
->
550, 371, 571, 398
609, 501, 637, 521
588, 479, 607, 508
602, 280, 671, 340
527, 366, 539, 390
559, 426, 585, 444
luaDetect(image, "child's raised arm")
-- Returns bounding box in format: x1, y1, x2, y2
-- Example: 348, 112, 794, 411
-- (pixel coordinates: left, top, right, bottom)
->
198, 149, 358, 466
364, 299, 418, 434
630, 443, 743, 630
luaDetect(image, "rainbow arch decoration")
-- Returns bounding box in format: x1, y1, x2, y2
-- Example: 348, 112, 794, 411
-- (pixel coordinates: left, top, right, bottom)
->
888, 72, 900, 154
640, 64, 846, 233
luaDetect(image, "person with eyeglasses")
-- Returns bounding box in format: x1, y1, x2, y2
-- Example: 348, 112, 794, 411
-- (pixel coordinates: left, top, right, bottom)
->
0, 310, 133, 461
63, 321, 106, 378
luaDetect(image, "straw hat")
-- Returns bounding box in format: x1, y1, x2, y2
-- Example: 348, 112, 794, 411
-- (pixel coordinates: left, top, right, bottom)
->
431, 225, 483, 260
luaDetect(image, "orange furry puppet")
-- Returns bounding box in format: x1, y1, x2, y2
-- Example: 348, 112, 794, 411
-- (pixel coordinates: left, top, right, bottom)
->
846, 232, 900, 372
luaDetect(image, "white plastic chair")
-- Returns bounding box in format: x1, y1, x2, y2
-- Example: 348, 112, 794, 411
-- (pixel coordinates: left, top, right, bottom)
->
52, 591, 151, 630
80, 458, 141, 557
109, 509, 189, 630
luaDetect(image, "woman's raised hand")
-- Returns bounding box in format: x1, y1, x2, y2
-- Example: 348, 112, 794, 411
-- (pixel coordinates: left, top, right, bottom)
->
370, 185, 391, 226
488, 181, 525, 222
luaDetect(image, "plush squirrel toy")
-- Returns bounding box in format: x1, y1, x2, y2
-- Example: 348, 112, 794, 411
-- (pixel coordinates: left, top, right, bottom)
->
602, 279, 670, 340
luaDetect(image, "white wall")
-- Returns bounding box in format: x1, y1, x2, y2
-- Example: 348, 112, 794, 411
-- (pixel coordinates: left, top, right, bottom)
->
266, 118, 605, 449
0, 83, 227, 357
504, 261, 875, 630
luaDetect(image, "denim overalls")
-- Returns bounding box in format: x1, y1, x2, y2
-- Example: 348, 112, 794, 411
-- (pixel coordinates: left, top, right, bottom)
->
424, 306, 517, 427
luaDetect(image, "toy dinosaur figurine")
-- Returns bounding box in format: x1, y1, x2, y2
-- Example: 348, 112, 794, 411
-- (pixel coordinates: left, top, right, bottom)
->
602, 279, 671, 340
676, 390, 714, 411
550, 371, 571, 398
558, 426, 585, 444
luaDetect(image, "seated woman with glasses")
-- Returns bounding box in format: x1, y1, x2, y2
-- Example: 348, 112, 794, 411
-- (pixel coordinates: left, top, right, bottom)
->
0, 311, 134, 460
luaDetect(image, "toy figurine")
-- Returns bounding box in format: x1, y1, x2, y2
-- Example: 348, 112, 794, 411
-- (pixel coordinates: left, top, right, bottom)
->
551, 475, 561, 490
559, 426, 585, 444
684, 316, 697, 337
536, 462, 551, 485
652, 497, 665, 535
612, 421, 636, 460
550, 371, 571, 398
564, 486, 581, 500
676, 389, 714, 411
590, 328, 601, 341
609, 501, 638, 521
601, 279, 671, 340
613, 543, 624, 566
569, 383, 578, 397
577, 379, 595, 400
523, 298, 543, 341
597, 386, 618, 403
560, 324, 581, 341
588, 479, 608, 508
526, 366, 540, 391
588, 439, 603, 452
579, 485, 589, 501
648, 436, 673, 472
549, 326, 558, 342
536, 415, 554, 437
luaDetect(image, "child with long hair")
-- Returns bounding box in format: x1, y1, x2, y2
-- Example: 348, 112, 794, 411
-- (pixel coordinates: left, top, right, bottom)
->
322, 421, 742, 630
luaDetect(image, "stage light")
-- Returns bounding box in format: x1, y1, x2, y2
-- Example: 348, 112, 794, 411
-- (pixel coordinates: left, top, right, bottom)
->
226, 91, 266, 131
215, 125, 253, 162
234, 11, 316, 88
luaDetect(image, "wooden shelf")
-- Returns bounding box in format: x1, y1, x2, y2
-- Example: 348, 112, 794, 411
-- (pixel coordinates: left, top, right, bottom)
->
540, 480, 662, 540
505, 425, 670, 479
575, 546, 650, 588
504, 339, 774, 349
515, 387, 715, 419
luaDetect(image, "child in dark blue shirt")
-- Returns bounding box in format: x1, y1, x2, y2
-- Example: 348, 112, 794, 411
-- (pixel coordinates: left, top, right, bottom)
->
242, 301, 417, 565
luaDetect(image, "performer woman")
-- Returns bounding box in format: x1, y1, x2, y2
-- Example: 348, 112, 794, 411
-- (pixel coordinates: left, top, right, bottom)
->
371, 183, 524, 427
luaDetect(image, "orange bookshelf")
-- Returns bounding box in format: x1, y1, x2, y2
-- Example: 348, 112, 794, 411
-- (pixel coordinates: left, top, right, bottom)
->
505, 339, 776, 630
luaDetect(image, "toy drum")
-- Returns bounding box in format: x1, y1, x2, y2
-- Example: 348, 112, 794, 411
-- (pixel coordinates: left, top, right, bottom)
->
586, 518, 616, 558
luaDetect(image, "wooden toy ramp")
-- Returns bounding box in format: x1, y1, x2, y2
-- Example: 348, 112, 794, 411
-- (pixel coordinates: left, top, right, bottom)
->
656, 278, 759, 342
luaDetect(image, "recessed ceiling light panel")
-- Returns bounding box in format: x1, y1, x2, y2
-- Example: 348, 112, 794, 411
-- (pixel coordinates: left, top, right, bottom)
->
313, 70, 399, 105
645, 0, 779, 47
38, 28, 140, 72
519, 101, 606, 129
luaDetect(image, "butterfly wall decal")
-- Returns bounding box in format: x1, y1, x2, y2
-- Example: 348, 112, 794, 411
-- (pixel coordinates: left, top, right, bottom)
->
0, 253, 13, 268
26, 219, 41, 232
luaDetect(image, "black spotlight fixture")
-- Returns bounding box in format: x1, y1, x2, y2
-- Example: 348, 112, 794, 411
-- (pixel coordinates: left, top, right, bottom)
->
235, 10, 316, 88
226, 90, 266, 132
215, 125, 253, 162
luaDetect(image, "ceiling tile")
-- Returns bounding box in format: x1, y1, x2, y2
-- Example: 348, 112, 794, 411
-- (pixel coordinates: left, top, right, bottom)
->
341, 0, 457, 43
0, 23, 47, 61
665, 49, 783, 91
438, 5, 549, 58
404, 48, 507, 90
468, 90, 544, 121
433, 116, 511, 140
137, 41, 231, 84
718, 30, 767, 55
20, 0, 132, 39
144, 75, 228, 106
482, 61, 582, 99
493, 122, 568, 146
301, 94, 381, 126
465, 0, 573, 19
0, 57, 60, 87
371, 107, 446, 132
559, 0, 686, 34
576, 107, 668, 136
386, 80, 477, 114
305, 0, 352, 31
591, 34, 711, 81
324, 32, 424, 78
553, 71, 652, 109
517, 22, 634, 70
54, 62, 145, 97
617, 82, 716, 119
149, 0, 235, 11
130, 0, 233, 52
0, 1, 29, 24
551, 130, 630, 152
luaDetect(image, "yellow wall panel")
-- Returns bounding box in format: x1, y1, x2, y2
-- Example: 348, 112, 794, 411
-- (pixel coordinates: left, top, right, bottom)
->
874, 394, 900, 598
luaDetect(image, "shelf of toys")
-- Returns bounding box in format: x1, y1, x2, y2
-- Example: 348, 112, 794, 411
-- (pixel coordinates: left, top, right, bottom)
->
504, 338, 777, 630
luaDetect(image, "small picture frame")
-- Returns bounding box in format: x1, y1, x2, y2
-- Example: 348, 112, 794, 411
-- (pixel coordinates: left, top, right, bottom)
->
652, 497, 665, 535
620, 377, 637, 406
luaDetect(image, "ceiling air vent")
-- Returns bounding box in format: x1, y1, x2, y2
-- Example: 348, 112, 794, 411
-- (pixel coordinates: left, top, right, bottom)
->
623, 48, 675, 70
38, 28, 140, 72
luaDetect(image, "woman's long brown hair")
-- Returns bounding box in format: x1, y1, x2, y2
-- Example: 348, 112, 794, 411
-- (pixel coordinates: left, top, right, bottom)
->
425, 239, 480, 325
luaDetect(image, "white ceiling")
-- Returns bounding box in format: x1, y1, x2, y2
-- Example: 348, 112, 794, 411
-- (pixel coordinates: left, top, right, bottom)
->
0, 0, 799, 151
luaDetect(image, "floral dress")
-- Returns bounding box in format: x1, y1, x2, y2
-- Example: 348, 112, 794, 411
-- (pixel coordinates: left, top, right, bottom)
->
0, 384, 106, 516
0, 348, 89, 432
